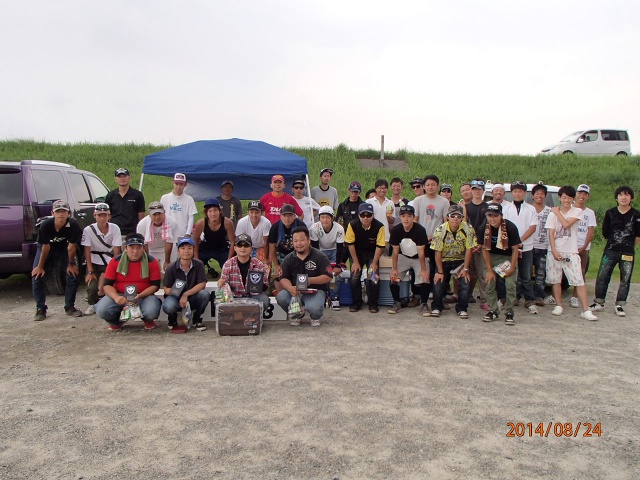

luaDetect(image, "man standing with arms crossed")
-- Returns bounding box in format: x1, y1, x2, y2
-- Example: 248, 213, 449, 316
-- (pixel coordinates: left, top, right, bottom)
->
105, 167, 145, 237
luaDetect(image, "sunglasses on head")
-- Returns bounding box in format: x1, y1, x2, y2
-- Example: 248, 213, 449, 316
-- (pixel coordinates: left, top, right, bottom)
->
470, 180, 485, 187
512, 181, 526, 187
359, 213, 373, 218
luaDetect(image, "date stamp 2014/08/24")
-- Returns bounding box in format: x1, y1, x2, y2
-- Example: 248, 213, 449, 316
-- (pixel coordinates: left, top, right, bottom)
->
506, 422, 602, 438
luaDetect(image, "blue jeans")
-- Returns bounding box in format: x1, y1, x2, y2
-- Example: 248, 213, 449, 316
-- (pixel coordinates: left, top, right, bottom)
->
199, 247, 229, 271
162, 290, 210, 322
532, 248, 548, 299
432, 261, 470, 312
276, 289, 326, 320
32, 245, 79, 311
96, 294, 162, 325
516, 249, 535, 303
594, 250, 635, 305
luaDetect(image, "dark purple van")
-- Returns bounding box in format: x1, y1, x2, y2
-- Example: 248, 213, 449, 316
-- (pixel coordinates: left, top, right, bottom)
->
0, 160, 110, 293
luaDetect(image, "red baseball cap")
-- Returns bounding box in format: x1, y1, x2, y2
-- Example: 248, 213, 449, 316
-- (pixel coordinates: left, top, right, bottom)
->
271, 175, 285, 183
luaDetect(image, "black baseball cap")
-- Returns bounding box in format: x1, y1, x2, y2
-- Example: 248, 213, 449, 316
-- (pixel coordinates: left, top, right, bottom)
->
115, 168, 130, 176
486, 203, 502, 215
247, 201, 262, 211
399, 205, 415, 215
235, 234, 252, 246
280, 204, 296, 215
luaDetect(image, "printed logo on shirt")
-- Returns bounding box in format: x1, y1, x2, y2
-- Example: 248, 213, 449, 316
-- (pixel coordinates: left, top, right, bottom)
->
304, 260, 317, 271
425, 204, 436, 218
170, 202, 183, 212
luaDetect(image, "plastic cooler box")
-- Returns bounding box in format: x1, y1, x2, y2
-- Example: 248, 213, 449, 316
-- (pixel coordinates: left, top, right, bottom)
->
216, 298, 263, 336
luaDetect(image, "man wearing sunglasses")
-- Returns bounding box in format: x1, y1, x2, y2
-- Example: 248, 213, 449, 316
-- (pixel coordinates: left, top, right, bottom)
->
292, 179, 321, 230
344, 203, 386, 313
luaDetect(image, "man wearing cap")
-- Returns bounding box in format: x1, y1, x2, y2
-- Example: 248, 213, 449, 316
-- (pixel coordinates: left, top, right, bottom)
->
31, 200, 84, 321
292, 178, 321, 229
160, 173, 198, 239
162, 236, 209, 331
430, 205, 477, 318
105, 168, 146, 236
388, 205, 430, 315
136, 201, 179, 272
216, 180, 243, 226
571, 184, 597, 308
277, 227, 333, 327
95, 233, 162, 331
235, 201, 271, 262
310, 206, 345, 310
268, 203, 306, 292
465, 178, 490, 310
439, 184, 456, 206
81, 203, 123, 315
409, 177, 425, 201
481, 203, 521, 325
218, 234, 271, 313
310, 168, 339, 220
336, 181, 365, 227
260, 175, 304, 224
502, 181, 539, 314
344, 203, 386, 313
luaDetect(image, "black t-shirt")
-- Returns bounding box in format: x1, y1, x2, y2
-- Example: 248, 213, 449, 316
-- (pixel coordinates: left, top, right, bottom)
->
268, 219, 305, 261
37, 217, 83, 254
602, 207, 640, 253
389, 222, 428, 259
105, 187, 146, 235
465, 201, 488, 237
336, 197, 364, 226
482, 218, 521, 256
280, 247, 332, 292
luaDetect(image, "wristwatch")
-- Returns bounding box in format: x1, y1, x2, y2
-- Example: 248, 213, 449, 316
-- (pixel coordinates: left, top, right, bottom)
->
87, 271, 95, 275
463, 268, 470, 272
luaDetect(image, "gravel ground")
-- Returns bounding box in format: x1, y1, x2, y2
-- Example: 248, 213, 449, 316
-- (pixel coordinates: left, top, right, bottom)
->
0, 277, 639, 480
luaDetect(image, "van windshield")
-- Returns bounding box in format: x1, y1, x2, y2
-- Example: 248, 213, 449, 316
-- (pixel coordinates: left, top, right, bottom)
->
559, 131, 583, 142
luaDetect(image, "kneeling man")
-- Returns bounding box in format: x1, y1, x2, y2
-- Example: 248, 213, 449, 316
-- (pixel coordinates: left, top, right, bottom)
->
162, 236, 210, 331
276, 227, 333, 327
96, 233, 162, 331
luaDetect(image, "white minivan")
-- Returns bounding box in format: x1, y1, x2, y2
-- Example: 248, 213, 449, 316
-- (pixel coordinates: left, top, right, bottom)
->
540, 129, 631, 156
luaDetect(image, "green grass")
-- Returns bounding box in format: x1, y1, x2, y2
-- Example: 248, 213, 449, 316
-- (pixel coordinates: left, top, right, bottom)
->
2, 139, 639, 283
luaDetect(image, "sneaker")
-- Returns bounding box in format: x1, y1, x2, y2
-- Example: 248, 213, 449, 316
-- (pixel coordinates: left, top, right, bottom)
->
482, 311, 499, 322
480, 302, 490, 311
527, 305, 539, 315
505, 312, 515, 325
84, 304, 96, 316
310, 319, 321, 327
349, 304, 361, 313
289, 316, 301, 326
544, 295, 557, 305
589, 302, 605, 312
65, 307, 84, 318
368, 305, 379, 313
387, 301, 402, 314
457, 311, 469, 319
143, 321, 157, 330
108, 322, 124, 331
534, 298, 545, 307
569, 297, 580, 308
581, 310, 598, 321
551, 306, 563, 316
615, 306, 626, 317
330, 299, 341, 311
407, 296, 421, 308
194, 322, 207, 331
420, 304, 431, 317
430, 309, 441, 317
34, 308, 47, 321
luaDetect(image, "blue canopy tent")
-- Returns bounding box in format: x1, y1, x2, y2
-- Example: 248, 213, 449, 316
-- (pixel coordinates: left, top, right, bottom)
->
141, 138, 309, 202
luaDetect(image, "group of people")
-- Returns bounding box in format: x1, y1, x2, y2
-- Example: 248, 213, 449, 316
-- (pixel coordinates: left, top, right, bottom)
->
31, 166, 639, 330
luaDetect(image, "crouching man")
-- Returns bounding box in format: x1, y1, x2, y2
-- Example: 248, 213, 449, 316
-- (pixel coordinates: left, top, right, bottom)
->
96, 233, 162, 331
276, 227, 333, 327
218, 234, 271, 312
162, 236, 210, 331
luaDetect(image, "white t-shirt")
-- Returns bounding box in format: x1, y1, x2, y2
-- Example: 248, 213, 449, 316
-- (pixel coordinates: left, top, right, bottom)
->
160, 192, 198, 237
295, 196, 322, 229
136, 215, 179, 259
366, 197, 395, 241
412, 194, 450, 237
575, 207, 597, 250
309, 221, 345, 251
81, 222, 122, 266
545, 206, 582, 253
235, 215, 271, 248
502, 202, 538, 252
532, 206, 551, 250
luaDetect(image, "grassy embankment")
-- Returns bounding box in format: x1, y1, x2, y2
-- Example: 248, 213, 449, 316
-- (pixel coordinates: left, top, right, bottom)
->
2, 139, 640, 283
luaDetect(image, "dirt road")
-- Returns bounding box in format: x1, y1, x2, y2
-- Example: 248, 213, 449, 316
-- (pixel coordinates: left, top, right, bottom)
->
1, 277, 638, 479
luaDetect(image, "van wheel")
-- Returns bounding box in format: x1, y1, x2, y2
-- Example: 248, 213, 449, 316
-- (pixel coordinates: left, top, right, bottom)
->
616, 151, 628, 156
45, 262, 67, 295
562, 150, 574, 155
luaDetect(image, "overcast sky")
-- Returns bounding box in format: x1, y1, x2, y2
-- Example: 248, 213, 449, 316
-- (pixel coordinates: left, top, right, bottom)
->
2, 0, 638, 155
